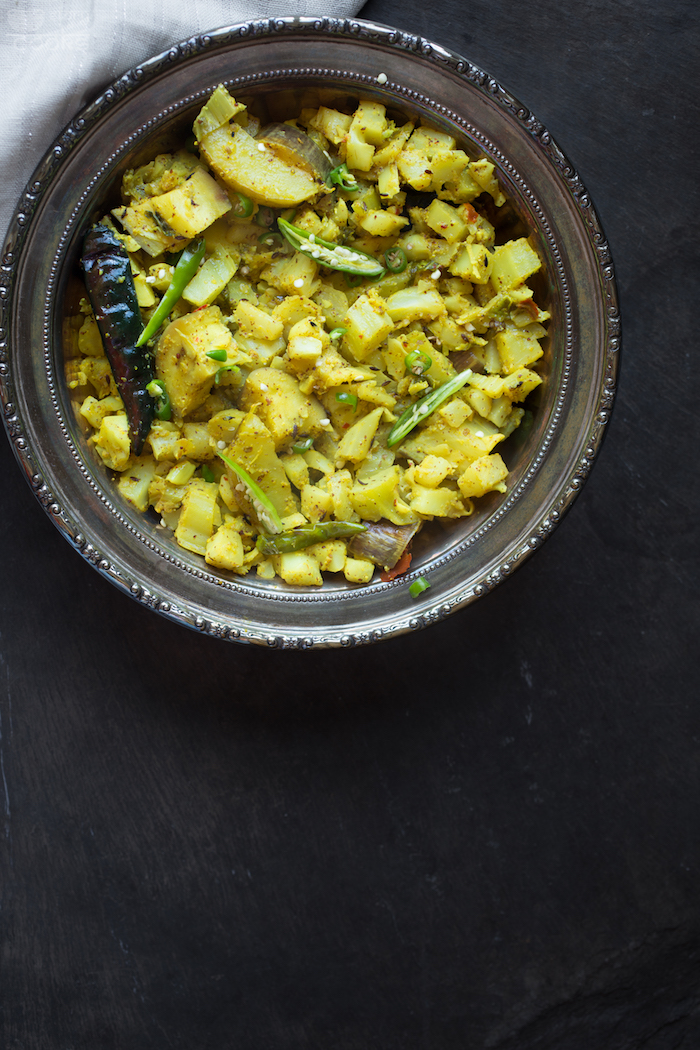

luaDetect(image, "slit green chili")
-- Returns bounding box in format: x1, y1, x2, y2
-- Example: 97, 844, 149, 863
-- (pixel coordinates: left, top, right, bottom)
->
230, 192, 254, 218
277, 218, 385, 278
135, 238, 206, 347
405, 348, 432, 375
146, 379, 171, 421
387, 369, 473, 447
409, 576, 430, 598
326, 162, 359, 192
217, 451, 284, 534
256, 520, 367, 555
335, 391, 358, 410
384, 246, 407, 273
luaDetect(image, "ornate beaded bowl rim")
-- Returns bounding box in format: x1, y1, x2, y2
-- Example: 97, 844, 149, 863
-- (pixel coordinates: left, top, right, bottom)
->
0, 16, 619, 649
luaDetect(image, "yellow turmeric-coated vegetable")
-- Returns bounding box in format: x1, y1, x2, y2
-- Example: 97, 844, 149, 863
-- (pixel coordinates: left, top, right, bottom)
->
66, 85, 549, 588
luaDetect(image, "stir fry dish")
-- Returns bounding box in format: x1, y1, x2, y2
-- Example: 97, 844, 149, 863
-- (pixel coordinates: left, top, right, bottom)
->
64, 85, 549, 587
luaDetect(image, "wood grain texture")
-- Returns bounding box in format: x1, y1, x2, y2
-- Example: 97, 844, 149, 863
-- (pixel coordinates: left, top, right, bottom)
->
2, 2, 700, 1047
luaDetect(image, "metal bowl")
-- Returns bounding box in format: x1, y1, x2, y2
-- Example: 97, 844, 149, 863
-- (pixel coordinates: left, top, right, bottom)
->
0, 16, 619, 648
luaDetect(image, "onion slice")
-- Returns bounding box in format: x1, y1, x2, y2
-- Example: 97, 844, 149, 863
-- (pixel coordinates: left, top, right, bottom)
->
257, 124, 333, 182
347, 520, 421, 570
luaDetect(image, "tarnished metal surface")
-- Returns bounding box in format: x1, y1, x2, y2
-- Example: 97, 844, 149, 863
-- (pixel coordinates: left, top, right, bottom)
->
0, 16, 618, 647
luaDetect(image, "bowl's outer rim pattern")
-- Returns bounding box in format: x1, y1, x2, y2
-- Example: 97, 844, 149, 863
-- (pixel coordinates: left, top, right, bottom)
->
0, 16, 619, 649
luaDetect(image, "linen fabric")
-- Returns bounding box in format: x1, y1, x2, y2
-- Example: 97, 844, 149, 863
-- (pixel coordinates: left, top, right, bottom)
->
0, 0, 365, 241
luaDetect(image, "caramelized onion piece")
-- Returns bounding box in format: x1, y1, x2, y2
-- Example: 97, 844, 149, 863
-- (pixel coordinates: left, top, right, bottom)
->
257, 123, 333, 182
347, 520, 421, 570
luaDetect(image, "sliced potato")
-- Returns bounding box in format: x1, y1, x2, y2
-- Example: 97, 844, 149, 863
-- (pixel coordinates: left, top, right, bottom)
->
199, 124, 323, 208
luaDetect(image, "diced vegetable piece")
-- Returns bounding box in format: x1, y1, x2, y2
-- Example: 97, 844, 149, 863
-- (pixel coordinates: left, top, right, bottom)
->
226, 412, 297, 520
343, 557, 375, 584
240, 367, 327, 450
94, 413, 131, 471
343, 293, 394, 361
450, 242, 491, 283
234, 300, 284, 342
308, 106, 353, 145
336, 406, 384, 464
175, 479, 219, 554
409, 484, 465, 518
457, 453, 509, 498
117, 455, 158, 512
273, 550, 323, 586
424, 199, 469, 244
489, 238, 542, 291
350, 466, 418, 527
205, 522, 246, 570
182, 244, 238, 307
412, 455, 453, 488
384, 285, 446, 324
494, 328, 544, 372
155, 307, 236, 418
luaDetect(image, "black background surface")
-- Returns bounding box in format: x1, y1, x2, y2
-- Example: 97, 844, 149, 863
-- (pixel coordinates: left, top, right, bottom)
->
2, 2, 699, 1047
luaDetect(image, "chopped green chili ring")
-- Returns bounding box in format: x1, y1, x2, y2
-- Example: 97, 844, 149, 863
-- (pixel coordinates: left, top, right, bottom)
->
255, 205, 276, 228
201, 464, 216, 483
344, 272, 363, 287
387, 369, 473, 447
216, 451, 284, 534
215, 364, 240, 385
405, 348, 432, 375
384, 246, 407, 273
291, 437, 314, 453
256, 520, 367, 555
136, 238, 206, 347
206, 347, 228, 362
335, 391, 358, 410
326, 162, 359, 192
409, 576, 430, 598
277, 218, 385, 278
329, 327, 347, 341
230, 192, 254, 218
258, 231, 284, 248
146, 379, 171, 421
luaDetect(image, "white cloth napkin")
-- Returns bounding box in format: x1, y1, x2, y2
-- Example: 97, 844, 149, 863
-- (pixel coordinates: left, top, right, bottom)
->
0, 0, 365, 243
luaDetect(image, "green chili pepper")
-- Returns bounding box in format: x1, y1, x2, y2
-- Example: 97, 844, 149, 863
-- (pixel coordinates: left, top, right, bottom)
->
201, 464, 216, 483
146, 379, 171, 421
256, 520, 367, 555
326, 163, 359, 192
405, 348, 432, 375
387, 370, 473, 447
255, 205, 276, 228
344, 272, 364, 287
136, 238, 206, 347
384, 246, 407, 273
217, 452, 284, 534
230, 192, 254, 218
258, 231, 284, 248
409, 576, 430, 598
335, 391, 358, 410
291, 437, 314, 453
329, 327, 347, 341
277, 218, 385, 278
206, 347, 228, 362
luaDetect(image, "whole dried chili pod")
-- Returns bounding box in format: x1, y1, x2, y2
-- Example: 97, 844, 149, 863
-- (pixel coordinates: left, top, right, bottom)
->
81, 223, 155, 454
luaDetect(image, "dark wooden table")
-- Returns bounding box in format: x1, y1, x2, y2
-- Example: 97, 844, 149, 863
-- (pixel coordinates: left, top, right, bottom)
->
2, 2, 699, 1047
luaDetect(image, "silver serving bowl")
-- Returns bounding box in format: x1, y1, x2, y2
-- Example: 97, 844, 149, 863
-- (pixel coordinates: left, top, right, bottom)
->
0, 17, 619, 648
